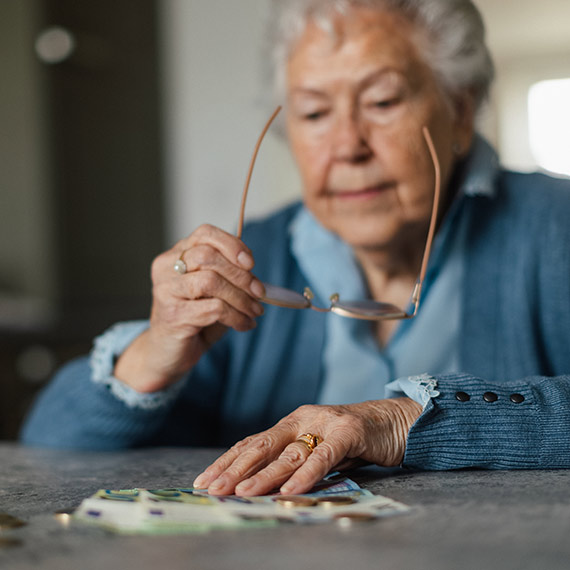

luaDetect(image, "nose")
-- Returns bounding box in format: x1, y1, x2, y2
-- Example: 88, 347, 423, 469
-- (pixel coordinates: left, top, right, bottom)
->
331, 112, 371, 162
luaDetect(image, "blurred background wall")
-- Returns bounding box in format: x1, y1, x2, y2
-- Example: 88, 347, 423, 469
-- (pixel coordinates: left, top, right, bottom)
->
1, 0, 569, 439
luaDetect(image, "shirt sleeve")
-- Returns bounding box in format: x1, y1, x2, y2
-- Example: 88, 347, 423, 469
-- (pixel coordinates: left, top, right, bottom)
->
402, 372, 570, 470
385, 374, 441, 408
90, 320, 184, 410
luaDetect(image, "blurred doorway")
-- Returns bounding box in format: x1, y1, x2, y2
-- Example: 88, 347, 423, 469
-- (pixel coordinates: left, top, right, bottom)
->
0, 0, 164, 438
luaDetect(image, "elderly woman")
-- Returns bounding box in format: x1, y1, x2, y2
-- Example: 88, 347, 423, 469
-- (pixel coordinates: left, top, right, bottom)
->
23, 0, 570, 495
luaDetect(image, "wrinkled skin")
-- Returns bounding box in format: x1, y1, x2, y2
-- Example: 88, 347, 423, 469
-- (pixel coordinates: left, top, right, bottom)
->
193, 398, 422, 496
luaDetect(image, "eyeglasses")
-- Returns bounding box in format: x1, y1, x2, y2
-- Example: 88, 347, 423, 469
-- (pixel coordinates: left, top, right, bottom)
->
236, 106, 441, 321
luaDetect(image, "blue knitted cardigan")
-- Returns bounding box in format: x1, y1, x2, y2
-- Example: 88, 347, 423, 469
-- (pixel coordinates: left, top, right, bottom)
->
21, 169, 570, 470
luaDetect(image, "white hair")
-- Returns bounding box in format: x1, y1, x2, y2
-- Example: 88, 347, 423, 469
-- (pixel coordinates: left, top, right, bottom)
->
265, 0, 495, 112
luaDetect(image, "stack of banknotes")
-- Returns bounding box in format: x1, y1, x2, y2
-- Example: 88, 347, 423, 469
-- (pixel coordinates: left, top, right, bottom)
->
72, 477, 409, 534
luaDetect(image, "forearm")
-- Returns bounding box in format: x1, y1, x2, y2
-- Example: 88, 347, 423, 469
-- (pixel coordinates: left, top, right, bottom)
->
403, 373, 570, 470
114, 327, 199, 393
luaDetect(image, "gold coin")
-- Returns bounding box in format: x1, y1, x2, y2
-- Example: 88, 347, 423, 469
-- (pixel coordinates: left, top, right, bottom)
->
317, 496, 356, 507
334, 513, 377, 526
0, 513, 26, 530
274, 495, 317, 508
54, 508, 75, 526
0, 537, 23, 549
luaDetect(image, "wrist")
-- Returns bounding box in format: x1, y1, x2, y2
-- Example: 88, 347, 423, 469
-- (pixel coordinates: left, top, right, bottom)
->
114, 330, 188, 393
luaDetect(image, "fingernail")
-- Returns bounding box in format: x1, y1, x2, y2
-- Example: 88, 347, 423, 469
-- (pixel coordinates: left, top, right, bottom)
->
209, 478, 224, 491
237, 251, 254, 269
193, 474, 209, 489
280, 483, 296, 494
251, 302, 264, 317
250, 279, 265, 298
235, 479, 255, 494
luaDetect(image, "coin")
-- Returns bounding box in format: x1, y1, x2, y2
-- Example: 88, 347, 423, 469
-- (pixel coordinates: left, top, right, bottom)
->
0, 513, 27, 530
334, 513, 377, 527
274, 496, 317, 508
316, 496, 356, 507
0, 537, 23, 549
54, 508, 76, 526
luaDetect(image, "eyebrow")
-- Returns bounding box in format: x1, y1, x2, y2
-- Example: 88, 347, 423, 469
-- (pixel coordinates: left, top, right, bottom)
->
288, 66, 406, 98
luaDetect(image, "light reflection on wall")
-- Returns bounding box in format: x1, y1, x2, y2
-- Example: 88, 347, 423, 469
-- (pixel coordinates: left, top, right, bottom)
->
528, 78, 570, 178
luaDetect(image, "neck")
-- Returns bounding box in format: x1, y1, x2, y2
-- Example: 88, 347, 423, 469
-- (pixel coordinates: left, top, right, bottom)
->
354, 226, 427, 299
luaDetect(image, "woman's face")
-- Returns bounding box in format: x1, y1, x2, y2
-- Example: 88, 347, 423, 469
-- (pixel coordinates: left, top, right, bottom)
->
285, 7, 474, 252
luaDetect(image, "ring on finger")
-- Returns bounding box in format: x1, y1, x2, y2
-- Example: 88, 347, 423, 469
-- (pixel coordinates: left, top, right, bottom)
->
296, 433, 322, 453
173, 250, 189, 275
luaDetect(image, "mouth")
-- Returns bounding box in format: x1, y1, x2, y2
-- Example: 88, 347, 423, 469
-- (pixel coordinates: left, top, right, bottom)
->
327, 183, 393, 201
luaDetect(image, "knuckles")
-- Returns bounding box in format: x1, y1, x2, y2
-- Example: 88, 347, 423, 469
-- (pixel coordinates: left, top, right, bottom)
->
193, 223, 218, 240
281, 446, 306, 465
196, 269, 222, 294
312, 442, 334, 465
188, 244, 217, 270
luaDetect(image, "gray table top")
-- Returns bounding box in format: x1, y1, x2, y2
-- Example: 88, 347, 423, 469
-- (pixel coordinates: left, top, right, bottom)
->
0, 443, 568, 570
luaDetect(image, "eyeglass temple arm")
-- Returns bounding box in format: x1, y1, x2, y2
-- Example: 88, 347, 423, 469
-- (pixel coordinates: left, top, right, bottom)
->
236, 106, 282, 239
409, 126, 442, 316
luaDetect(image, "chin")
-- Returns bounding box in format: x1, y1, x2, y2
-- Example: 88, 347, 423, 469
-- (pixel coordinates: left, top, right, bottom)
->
331, 225, 394, 251
319, 211, 395, 248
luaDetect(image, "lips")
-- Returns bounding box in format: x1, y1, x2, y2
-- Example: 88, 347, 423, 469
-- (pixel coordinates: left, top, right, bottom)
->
327, 181, 394, 200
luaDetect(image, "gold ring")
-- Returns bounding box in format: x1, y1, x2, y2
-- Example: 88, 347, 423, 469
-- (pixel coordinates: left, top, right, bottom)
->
296, 433, 322, 453
173, 250, 188, 275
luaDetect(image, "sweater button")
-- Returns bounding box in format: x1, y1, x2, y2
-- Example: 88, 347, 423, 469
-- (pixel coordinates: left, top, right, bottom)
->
483, 392, 498, 403
455, 391, 470, 402
510, 393, 525, 404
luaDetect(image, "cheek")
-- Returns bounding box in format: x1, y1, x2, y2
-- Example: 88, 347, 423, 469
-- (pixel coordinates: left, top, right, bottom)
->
288, 131, 330, 195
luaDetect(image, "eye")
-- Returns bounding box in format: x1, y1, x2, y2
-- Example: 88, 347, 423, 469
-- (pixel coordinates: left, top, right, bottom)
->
303, 110, 327, 121
372, 97, 399, 109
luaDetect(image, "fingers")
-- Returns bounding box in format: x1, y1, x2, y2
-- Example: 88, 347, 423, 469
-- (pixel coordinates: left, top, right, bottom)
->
183, 245, 265, 297
177, 224, 255, 272
169, 271, 263, 323
193, 406, 357, 497
279, 435, 352, 495
151, 224, 266, 336
193, 401, 415, 498
193, 431, 289, 495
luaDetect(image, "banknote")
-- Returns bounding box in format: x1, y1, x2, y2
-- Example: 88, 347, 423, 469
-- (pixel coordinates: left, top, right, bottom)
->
72, 477, 409, 534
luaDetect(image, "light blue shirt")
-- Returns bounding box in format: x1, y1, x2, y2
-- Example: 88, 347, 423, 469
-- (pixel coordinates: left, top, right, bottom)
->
89, 136, 499, 410
289, 136, 499, 406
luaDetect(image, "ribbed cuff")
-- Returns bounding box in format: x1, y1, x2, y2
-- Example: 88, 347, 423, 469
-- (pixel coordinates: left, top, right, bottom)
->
403, 373, 538, 470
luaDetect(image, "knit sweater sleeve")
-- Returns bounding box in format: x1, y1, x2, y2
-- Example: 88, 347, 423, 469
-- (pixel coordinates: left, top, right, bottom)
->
20, 355, 180, 449
20, 321, 187, 449
403, 373, 570, 469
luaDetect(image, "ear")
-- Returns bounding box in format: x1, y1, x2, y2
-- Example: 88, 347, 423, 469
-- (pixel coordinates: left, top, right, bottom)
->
451, 91, 476, 158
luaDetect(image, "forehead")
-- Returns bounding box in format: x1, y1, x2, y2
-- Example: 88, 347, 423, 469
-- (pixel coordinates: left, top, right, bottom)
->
286, 7, 426, 88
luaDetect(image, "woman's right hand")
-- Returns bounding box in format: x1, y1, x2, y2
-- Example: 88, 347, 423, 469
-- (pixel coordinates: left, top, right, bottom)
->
113, 224, 265, 393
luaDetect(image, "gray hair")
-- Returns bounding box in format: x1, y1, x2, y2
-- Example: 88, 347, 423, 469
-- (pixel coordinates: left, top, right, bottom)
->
266, 0, 495, 112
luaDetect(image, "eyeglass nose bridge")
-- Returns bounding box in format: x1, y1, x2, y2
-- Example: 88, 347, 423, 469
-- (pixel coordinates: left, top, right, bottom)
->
302, 287, 339, 313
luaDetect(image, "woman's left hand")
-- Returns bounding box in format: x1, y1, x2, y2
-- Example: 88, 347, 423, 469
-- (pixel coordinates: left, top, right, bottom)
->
193, 397, 423, 496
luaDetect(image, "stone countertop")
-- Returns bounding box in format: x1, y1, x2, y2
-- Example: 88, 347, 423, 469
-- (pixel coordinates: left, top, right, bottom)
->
1, 443, 569, 570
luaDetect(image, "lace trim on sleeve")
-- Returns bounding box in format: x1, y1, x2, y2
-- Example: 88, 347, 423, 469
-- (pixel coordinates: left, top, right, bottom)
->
90, 321, 183, 410
406, 374, 440, 407
385, 373, 440, 408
